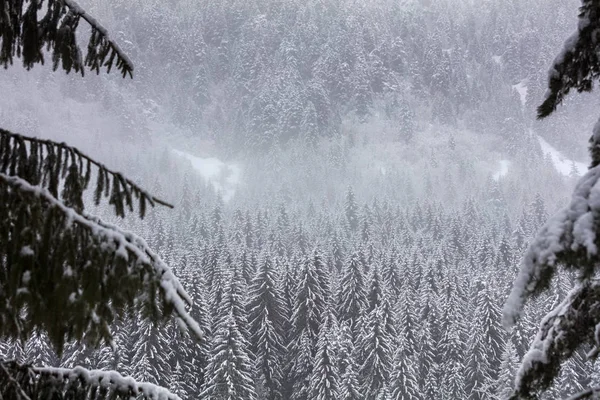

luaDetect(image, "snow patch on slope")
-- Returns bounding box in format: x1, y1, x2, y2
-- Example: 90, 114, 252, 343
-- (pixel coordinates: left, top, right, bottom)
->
493, 160, 510, 181
537, 135, 587, 177
173, 150, 241, 202
513, 80, 528, 107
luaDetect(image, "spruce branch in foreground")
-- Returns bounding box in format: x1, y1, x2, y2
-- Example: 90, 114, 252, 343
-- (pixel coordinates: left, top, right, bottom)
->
0, 172, 202, 354
504, 1, 600, 398
0, 0, 133, 77
536, 1, 600, 119
507, 281, 600, 399
0, 359, 182, 400
0, 0, 202, 398
0, 128, 174, 218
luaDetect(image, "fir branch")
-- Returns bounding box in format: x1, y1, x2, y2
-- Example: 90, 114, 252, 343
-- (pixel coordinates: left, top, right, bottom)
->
537, 0, 600, 119
0, 173, 201, 354
0, 128, 174, 218
566, 386, 600, 400
0, 359, 182, 400
61, 0, 133, 77
566, 387, 600, 400
509, 282, 600, 399
0, 361, 33, 400
0, 0, 133, 77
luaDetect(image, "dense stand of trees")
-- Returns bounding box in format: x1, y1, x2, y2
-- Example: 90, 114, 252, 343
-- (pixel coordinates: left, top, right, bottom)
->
10, 0, 586, 157
2, 0, 599, 398
0, 135, 591, 399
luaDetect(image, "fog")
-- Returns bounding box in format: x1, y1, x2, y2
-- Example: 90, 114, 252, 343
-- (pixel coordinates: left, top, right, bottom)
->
1, 0, 597, 398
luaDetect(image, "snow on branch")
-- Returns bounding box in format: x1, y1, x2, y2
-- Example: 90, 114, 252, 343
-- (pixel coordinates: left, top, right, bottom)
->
566, 387, 600, 400
0, 172, 202, 353
0, 128, 173, 218
510, 282, 600, 399
0, 359, 181, 400
62, 0, 133, 76
503, 164, 600, 329
0, 0, 133, 77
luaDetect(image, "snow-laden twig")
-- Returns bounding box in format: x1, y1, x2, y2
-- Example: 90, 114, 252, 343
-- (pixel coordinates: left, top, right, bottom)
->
0, 362, 32, 400
0, 172, 202, 340
34, 366, 181, 400
565, 386, 600, 400
62, 0, 134, 74
503, 165, 600, 329
509, 280, 600, 398
0, 129, 173, 210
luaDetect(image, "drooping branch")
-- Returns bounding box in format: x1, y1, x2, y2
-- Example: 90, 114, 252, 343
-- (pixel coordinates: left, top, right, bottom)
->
501, 162, 600, 398
62, 0, 133, 76
0, 0, 133, 77
509, 282, 600, 399
503, 164, 600, 329
0, 129, 173, 218
0, 173, 201, 354
566, 387, 600, 400
0, 359, 182, 400
537, 0, 600, 119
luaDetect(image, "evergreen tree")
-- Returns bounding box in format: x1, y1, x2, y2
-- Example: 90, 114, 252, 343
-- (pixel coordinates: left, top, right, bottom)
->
366, 265, 385, 313
388, 342, 421, 400
200, 311, 258, 400
381, 250, 403, 301
345, 186, 359, 233
503, 2, 600, 394
337, 252, 368, 330
287, 331, 315, 400
496, 340, 520, 399
286, 250, 330, 400
338, 323, 362, 400
130, 316, 173, 387
357, 300, 395, 399
290, 250, 330, 345
247, 255, 286, 400
308, 311, 340, 400
0, 2, 202, 398
466, 283, 504, 399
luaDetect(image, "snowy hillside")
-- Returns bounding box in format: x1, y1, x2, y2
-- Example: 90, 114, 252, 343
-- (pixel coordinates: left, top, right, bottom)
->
537, 135, 587, 176
173, 150, 242, 202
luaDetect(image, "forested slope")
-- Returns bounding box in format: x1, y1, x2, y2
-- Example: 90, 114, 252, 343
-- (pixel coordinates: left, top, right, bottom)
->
0, 0, 595, 399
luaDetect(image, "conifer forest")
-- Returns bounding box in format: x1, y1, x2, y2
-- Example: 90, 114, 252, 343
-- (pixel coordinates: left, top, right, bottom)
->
4, 0, 600, 399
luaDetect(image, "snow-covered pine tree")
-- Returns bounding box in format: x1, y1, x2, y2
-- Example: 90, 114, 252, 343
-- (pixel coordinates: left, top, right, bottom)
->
286, 330, 315, 400
214, 261, 253, 351
130, 315, 173, 387
247, 254, 287, 400
345, 186, 359, 233
381, 249, 403, 301
503, 1, 600, 398
0, 2, 201, 398
465, 282, 504, 399
308, 310, 340, 400
473, 282, 505, 380
388, 341, 421, 400
366, 264, 385, 313
24, 331, 58, 368
395, 286, 419, 357
357, 299, 395, 399
290, 249, 331, 346
285, 249, 331, 399
337, 251, 368, 331
338, 322, 362, 400
199, 311, 258, 400
495, 339, 520, 399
